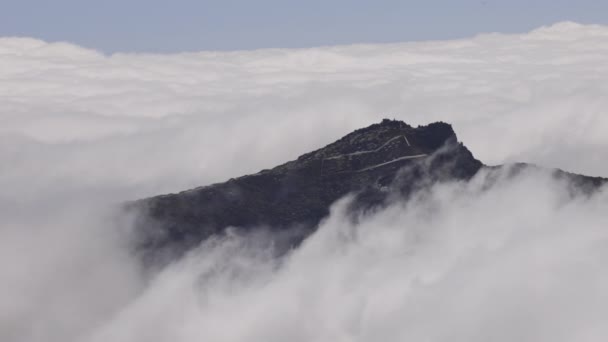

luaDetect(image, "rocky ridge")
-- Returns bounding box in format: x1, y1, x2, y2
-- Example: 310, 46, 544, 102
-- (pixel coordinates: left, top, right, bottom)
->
129, 119, 606, 262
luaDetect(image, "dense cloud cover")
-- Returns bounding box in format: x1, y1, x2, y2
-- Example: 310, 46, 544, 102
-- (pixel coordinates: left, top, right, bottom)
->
1, 22, 608, 341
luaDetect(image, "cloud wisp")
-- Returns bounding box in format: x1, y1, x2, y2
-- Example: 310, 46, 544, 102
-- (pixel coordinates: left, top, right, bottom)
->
0, 22, 608, 341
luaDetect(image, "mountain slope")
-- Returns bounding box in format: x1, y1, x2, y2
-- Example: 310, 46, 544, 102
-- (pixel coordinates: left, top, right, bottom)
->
129, 119, 605, 262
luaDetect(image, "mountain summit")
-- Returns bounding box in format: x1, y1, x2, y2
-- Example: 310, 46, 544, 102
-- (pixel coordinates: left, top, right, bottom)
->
129, 119, 605, 262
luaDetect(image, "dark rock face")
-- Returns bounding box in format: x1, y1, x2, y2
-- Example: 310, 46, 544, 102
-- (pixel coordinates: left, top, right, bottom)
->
129, 119, 605, 263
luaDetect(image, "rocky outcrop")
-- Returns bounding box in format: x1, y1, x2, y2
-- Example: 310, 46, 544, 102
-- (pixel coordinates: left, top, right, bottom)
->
128, 119, 605, 263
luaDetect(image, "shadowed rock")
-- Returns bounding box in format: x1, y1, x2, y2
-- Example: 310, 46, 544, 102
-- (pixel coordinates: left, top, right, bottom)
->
128, 119, 606, 264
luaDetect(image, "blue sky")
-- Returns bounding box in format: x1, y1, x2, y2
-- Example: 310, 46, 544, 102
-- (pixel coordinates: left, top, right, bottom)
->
1, 0, 607, 53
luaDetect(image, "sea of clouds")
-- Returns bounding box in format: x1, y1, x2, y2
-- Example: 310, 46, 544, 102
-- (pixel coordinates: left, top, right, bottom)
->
1, 22, 608, 342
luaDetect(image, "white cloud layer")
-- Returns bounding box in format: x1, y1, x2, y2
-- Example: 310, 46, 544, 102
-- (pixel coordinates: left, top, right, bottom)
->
1, 22, 608, 342
90, 168, 608, 342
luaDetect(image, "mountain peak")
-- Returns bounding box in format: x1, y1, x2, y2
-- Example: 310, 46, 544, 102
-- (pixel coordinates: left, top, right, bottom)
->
297, 119, 456, 163
130, 120, 480, 263
129, 119, 607, 265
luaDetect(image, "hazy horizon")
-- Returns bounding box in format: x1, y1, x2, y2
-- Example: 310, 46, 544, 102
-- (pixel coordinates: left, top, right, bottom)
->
2, 0, 608, 53
1, 20, 601, 55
